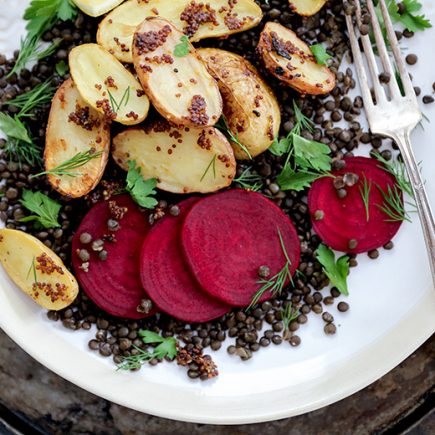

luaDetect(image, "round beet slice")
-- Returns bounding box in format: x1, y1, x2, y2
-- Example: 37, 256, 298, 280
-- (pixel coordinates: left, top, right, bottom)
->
140, 197, 230, 322
72, 194, 157, 319
308, 156, 403, 254
181, 189, 301, 307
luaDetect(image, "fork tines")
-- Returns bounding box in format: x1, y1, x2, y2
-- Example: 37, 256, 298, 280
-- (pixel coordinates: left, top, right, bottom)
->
344, 0, 417, 107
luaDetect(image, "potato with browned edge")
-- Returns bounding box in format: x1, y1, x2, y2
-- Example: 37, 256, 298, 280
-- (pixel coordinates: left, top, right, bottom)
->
289, 0, 327, 16
0, 229, 79, 310
133, 17, 222, 128
112, 121, 236, 194
44, 78, 110, 198
199, 48, 281, 160
257, 22, 335, 95
97, 0, 263, 63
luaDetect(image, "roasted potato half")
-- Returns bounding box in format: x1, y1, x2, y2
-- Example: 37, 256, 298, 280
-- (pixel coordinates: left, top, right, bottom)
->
112, 122, 236, 194
257, 22, 335, 95
45, 79, 110, 198
69, 44, 150, 125
289, 0, 327, 16
97, 0, 263, 63
133, 17, 222, 128
0, 229, 79, 310
199, 48, 281, 160
73, 0, 124, 17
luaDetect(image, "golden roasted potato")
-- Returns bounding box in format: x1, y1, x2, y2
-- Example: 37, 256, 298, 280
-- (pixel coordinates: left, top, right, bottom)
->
0, 229, 79, 310
132, 17, 222, 128
257, 22, 335, 95
289, 0, 327, 16
112, 121, 236, 194
44, 79, 110, 198
73, 0, 124, 17
69, 44, 150, 125
198, 48, 281, 160
97, 0, 263, 63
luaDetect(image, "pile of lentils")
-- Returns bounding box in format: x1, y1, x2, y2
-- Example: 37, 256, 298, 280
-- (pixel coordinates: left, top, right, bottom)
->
0, 0, 434, 381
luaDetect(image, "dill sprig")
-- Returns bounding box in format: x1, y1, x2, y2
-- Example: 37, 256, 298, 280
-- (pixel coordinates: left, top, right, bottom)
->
358, 174, 372, 222
26, 256, 38, 288
108, 86, 131, 114
116, 345, 155, 370
373, 152, 413, 198
247, 229, 293, 310
281, 302, 299, 340
31, 149, 103, 178
200, 154, 217, 182
377, 184, 414, 223
233, 167, 262, 191
8, 79, 56, 117
216, 115, 252, 160
291, 100, 315, 135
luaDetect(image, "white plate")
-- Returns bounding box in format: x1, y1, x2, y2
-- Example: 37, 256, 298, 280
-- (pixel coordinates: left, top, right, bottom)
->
0, 0, 434, 425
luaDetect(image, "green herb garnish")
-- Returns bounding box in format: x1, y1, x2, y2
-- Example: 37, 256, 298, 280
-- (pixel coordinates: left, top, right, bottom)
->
126, 160, 158, 209
316, 244, 350, 296
358, 174, 372, 222
277, 166, 320, 192
377, 184, 413, 222
10, 0, 77, 77
26, 256, 38, 288
248, 229, 293, 310
281, 302, 299, 339
55, 60, 69, 76
107, 86, 130, 114
383, 0, 432, 33
200, 154, 217, 182
32, 149, 103, 178
216, 115, 252, 160
233, 167, 262, 191
310, 43, 333, 65
20, 190, 61, 229
292, 134, 331, 173
173, 35, 190, 57
117, 330, 178, 370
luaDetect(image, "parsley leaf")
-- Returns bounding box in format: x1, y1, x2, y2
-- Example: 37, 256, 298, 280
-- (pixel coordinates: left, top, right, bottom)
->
293, 134, 332, 173
310, 43, 333, 65
0, 113, 33, 144
381, 0, 431, 33
269, 135, 292, 157
138, 330, 178, 360
173, 35, 190, 57
126, 161, 158, 209
316, 244, 350, 296
277, 166, 321, 192
55, 60, 69, 76
19, 190, 61, 229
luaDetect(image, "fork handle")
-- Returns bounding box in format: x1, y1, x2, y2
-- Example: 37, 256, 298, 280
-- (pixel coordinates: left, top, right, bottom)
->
392, 130, 435, 281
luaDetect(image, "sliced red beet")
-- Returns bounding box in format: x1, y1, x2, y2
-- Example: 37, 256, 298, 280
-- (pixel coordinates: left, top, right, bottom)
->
72, 194, 158, 319
308, 156, 403, 254
181, 189, 300, 307
140, 197, 230, 322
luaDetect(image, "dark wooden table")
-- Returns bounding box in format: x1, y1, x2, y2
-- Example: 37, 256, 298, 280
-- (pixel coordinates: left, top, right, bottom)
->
0, 330, 433, 435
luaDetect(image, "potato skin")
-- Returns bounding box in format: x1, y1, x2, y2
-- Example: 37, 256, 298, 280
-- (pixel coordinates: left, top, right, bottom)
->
132, 17, 222, 128
44, 79, 110, 198
257, 22, 335, 95
112, 121, 236, 194
199, 48, 281, 160
289, 0, 327, 16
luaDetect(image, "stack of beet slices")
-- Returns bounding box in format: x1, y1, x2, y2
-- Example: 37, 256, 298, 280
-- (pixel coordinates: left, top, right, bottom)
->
141, 189, 300, 321
73, 189, 301, 322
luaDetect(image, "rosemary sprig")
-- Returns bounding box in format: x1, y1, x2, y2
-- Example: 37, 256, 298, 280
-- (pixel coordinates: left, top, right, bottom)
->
107, 86, 130, 114
358, 174, 372, 222
31, 149, 103, 178
200, 154, 217, 182
377, 184, 413, 223
216, 115, 252, 160
8, 79, 56, 117
233, 167, 262, 191
247, 229, 293, 310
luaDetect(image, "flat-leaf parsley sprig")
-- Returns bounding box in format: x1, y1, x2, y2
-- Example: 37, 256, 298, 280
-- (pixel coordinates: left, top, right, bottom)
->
248, 228, 293, 310
117, 330, 178, 370
19, 189, 62, 229
126, 160, 158, 209
316, 244, 350, 296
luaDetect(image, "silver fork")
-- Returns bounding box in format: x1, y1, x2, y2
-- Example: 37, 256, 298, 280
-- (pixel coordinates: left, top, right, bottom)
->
344, 0, 435, 283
